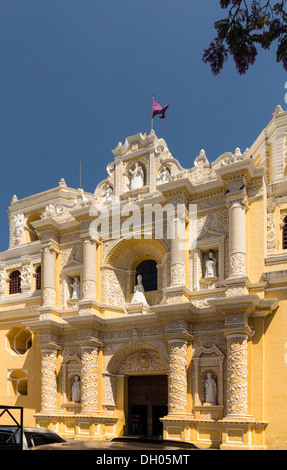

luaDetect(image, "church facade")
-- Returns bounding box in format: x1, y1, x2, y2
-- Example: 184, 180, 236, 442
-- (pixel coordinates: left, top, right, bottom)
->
1, 106, 287, 449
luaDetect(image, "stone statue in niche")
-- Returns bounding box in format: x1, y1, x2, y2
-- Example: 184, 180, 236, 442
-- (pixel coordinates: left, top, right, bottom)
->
158, 165, 170, 184
205, 250, 217, 278
71, 277, 80, 299
131, 274, 148, 305
129, 161, 144, 190
102, 184, 113, 204
204, 373, 217, 405
71, 375, 81, 402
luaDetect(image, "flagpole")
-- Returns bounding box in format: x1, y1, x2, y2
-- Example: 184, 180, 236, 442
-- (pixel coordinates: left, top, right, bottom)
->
151, 95, 154, 132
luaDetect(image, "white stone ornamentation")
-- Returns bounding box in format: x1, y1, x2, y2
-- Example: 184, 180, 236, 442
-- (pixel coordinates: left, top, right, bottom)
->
41, 349, 58, 411
131, 275, 148, 305
20, 265, 31, 290
71, 277, 80, 299
168, 340, 188, 414
129, 161, 144, 190
81, 346, 98, 412
14, 213, 24, 245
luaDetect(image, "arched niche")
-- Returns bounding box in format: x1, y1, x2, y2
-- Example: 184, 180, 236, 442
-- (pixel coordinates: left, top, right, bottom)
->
102, 236, 169, 305
192, 345, 225, 414
60, 353, 81, 412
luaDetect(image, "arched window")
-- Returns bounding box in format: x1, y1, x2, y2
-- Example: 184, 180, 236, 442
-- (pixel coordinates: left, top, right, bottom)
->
35, 266, 41, 290
283, 217, 287, 249
135, 260, 157, 292
9, 270, 21, 295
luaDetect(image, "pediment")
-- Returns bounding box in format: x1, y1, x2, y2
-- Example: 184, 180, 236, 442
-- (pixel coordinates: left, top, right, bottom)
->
112, 132, 156, 158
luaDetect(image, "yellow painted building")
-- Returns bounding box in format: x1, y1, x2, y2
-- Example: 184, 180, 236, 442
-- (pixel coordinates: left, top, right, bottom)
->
1, 105, 287, 449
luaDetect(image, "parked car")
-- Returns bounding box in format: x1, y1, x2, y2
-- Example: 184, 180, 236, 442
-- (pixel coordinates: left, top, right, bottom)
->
28, 436, 199, 451
0, 426, 66, 450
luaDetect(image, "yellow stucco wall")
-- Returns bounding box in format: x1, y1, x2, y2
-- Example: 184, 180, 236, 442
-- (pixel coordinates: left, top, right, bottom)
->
0, 326, 41, 426
264, 293, 287, 449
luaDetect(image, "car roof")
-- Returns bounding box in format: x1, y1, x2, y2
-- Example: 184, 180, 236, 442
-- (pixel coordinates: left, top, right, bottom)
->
28, 438, 199, 451
0, 426, 60, 434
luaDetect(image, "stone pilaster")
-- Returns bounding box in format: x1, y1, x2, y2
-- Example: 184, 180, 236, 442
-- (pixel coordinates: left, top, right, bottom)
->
169, 199, 186, 287
223, 313, 252, 419
40, 348, 58, 412
42, 245, 57, 306
168, 339, 188, 414
227, 195, 246, 278
82, 238, 97, 300
166, 320, 192, 415
80, 345, 99, 413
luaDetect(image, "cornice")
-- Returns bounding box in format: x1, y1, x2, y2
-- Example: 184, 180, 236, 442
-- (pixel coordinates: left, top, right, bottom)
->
207, 294, 279, 318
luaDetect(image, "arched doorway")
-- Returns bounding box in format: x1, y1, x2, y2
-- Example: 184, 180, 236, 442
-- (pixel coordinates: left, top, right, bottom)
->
106, 343, 169, 438
128, 375, 168, 437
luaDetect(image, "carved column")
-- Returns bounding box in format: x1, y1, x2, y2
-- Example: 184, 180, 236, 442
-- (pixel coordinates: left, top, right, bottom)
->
169, 202, 186, 286
227, 195, 246, 278
223, 314, 252, 418
167, 339, 188, 414
82, 238, 97, 300
40, 348, 58, 412
42, 245, 57, 306
80, 345, 99, 413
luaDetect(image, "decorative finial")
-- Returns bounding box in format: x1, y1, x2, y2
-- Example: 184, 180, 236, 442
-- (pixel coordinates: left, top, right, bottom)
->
273, 104, 283, 116
59, 178, 67, 187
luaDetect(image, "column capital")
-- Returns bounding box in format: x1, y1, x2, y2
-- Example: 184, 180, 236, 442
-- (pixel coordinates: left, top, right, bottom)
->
42, 242, 60, 255
165, 332, 193, 344
226, 194, 248, 209
222, 325, 253, 340
80, 234, 100, 244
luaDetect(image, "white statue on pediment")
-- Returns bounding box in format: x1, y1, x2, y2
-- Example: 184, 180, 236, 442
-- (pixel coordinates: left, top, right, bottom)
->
129, 162, 144, 190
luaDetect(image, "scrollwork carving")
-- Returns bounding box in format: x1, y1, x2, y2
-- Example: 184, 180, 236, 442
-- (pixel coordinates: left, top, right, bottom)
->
168, 341, 188, 414
41, 349, 58, 411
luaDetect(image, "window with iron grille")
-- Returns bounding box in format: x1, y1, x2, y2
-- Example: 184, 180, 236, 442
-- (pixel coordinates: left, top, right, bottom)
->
9, 271, 21, 295
135, 260, 157, 291
283, 217, 287, 249
35, 266, 41, 290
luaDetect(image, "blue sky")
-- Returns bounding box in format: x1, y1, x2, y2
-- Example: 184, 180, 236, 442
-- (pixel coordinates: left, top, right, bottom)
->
0, 0, 286, 250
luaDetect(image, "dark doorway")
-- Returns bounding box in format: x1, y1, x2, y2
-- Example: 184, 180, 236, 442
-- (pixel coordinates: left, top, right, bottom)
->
130, 405, 147, 435
128, 375, 168, 437
152, 405, 168, 437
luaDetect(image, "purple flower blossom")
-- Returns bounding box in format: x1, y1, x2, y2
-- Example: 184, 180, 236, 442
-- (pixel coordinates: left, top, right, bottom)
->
204, 1, 287, 74
203, 40, 229, 75
261, 31, 272, 50
269, 18, 284, 37
282, 52, 287, 72
220, 0, 231, 8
